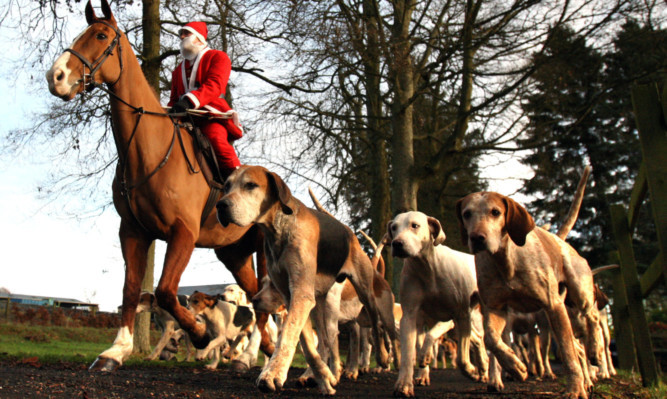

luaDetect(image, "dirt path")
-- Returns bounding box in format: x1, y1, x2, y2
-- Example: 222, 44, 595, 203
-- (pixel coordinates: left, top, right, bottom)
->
0, 358, 649, 399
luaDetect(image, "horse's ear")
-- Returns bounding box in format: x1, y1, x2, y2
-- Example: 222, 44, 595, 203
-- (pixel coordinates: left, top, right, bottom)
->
85, 0, 96, 24
100, 0, 114, 20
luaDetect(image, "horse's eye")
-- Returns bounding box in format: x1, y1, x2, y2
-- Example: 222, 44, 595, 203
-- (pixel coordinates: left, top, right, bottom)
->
96, 33, 108, 40
491, 209, 501, 217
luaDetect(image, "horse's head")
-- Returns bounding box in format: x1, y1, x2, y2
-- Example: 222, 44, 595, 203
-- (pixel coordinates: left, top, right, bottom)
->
46, 0, 123, 100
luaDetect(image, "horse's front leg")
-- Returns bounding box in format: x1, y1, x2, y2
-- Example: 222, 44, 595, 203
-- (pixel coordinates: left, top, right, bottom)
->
155, 220, 207, 348
89, 221, 151, 372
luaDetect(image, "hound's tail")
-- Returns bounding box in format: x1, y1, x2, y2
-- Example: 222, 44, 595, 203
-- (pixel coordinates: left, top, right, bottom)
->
358, 230, 388, 278
592, 264, 619, 276
308, 186, 334, 218
557, 165, 591, 239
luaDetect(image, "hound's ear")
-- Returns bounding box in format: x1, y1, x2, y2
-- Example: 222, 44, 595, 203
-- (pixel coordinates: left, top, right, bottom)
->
267, 171, 293, 215
502, 196, 535, 246
455, 198, 469, 247
85, 1, 96, 24
427, 216, 446, 246
386, 220, 395, 241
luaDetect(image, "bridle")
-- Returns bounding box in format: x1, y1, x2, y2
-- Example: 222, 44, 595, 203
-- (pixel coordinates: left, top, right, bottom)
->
64, 19, 124, 90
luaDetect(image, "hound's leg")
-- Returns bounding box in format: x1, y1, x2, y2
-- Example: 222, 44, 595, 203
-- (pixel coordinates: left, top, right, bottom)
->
257, 278, 334, 393
298, 316, 338, 394
145, 320, 176, 361
414, 324, 430, 386
89, 221, 150, 372
483, 308, 528, 383
359, 327, 372, 374
456, 316, 483, 381
418, 321, 454, 368
394, 309, 418, 397
343, 322, 361, 380
546, 303, 587, 399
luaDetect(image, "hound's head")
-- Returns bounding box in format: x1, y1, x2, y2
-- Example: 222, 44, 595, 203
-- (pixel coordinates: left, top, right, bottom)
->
216, 165, 294, 228
136, 291, 158, 314
187, 291, 218, 316
456, 192, 535, 254
220, 284, 250, 307
385, 211, 446, 258
251, 275, 285, 314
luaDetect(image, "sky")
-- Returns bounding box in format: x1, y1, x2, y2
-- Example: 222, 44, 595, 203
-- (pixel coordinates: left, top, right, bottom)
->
0, 3, 531, 314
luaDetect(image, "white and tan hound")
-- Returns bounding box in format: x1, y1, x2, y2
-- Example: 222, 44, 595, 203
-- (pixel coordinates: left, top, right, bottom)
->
216, 165, 396, 395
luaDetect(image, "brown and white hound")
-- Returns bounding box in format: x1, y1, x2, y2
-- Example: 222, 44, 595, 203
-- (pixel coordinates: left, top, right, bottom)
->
216, 165, 396, 395
456, 174, 603, 399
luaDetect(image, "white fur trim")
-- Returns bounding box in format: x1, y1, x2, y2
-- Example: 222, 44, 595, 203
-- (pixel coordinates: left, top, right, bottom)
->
180, 26, 207, 45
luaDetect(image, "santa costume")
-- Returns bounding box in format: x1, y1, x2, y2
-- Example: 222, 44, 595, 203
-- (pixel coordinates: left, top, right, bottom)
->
168, 21, 243, 178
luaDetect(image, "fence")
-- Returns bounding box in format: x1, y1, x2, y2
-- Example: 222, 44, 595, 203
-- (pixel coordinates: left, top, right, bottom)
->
610, 81, 666, 387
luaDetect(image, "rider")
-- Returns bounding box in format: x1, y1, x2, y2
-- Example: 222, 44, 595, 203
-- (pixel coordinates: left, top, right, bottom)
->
168, 21, 243, 180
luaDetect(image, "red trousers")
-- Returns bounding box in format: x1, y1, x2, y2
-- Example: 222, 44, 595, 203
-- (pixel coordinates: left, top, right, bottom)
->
199, 119, 241, 178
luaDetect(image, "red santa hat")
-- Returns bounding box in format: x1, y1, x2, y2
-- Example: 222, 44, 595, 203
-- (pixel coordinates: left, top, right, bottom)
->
179, 21, 208, 44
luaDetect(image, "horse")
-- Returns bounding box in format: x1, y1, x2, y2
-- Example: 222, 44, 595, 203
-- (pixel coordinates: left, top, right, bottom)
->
46, 0, 272, 372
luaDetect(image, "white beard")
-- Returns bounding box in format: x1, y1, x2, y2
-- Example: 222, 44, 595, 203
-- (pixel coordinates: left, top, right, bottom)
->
180, 36, 206, 61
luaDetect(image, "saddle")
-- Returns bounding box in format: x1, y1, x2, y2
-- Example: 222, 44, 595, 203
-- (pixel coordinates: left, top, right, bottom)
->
183, 124, 227, 226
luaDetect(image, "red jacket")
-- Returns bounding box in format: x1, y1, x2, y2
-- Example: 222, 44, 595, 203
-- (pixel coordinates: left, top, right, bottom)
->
169, 48, 243, 140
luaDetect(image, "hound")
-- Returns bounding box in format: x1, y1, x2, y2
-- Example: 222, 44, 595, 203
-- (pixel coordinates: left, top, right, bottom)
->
456, 168, 604, 399
216, 165, 396, 395
387, 211, 489, 397
187, 291, 257, 370
136, 292, 193, 361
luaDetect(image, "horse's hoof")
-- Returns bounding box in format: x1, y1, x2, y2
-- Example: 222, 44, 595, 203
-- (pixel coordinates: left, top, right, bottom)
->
231, 360, 249, 374
89, 357, 120, 372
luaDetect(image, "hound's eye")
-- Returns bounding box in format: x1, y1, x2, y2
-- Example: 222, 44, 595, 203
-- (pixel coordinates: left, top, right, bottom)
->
411, 223, 419, 229
462, 210, 471, 219
244, 182, 258, 190
391, 224, 397, 231
96, 33, 108, 40
491, 209, 501, 217
223, 181, 231, 193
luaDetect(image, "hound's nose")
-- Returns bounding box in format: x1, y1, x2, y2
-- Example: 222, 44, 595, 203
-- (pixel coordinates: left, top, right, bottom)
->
215, 198, 231, 227
391, 240, 407, 257
469, 232, 487, 252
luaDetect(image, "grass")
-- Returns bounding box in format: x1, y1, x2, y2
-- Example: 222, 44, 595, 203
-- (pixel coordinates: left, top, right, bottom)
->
0, 322, 307, 368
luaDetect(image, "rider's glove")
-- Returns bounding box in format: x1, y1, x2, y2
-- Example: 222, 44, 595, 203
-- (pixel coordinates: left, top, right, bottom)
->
171, 98, 192, 114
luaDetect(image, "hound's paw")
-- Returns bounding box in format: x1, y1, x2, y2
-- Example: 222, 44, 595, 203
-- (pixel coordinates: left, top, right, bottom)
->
296, 376, 317, 388
257, 376, 283, 393
487, 381, 504, 392
88, 357, 120, 373
343, 369, 358, 380
393, 382, 415, 397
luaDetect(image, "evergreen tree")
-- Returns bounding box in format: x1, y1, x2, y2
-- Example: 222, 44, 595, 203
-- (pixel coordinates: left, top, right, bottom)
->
520, 22, 665, 275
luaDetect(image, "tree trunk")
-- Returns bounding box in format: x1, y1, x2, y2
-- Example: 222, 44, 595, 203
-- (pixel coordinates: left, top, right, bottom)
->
134, 0, 160, 354
363, 0, 393, 286
388, 0, 417, 294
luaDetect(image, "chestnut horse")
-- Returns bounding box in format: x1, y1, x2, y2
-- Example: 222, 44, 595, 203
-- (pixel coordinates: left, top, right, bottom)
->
46, 0, 271, 372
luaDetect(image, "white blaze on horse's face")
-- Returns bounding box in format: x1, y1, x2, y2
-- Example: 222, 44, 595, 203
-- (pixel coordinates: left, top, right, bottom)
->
46, 26, 91, 100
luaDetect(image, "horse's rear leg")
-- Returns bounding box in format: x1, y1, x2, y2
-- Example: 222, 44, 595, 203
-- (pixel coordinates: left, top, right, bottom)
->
89, 222, 151, 372
155, 220, 207, 347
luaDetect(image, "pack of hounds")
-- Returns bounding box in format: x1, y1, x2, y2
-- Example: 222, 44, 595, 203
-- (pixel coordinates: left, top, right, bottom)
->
139, 164, 615, 399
